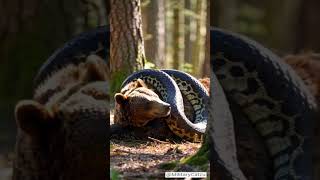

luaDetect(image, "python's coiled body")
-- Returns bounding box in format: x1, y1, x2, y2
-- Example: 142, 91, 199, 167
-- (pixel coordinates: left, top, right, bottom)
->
31, 25, 317, 179
121, 69, 208, 142
14, 27, 109, 180
161, 69, 209, 124
211, 28, 317, 179
32, 26, 208, 142
34, 26, 109, 87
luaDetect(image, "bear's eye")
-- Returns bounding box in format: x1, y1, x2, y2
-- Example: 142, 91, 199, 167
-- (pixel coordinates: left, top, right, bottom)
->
144, 102, 153, 110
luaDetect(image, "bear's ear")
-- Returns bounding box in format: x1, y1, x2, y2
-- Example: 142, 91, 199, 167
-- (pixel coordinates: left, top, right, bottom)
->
15, 100, 61, 137
135, 79, 148, 88
114, 93, 127, 105
81, 55, 108, 82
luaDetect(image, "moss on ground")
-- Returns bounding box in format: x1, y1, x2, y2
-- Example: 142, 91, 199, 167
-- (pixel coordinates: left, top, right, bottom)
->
180, 141, 209, 171
159, 161, 179, 170
158, 141, 209, 172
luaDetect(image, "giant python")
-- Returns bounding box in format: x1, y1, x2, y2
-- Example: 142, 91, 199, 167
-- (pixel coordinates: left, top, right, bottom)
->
13, 26, 109, 179
120, 69, 209, 142
211, 28, 317, 180
32, 26, 317, 179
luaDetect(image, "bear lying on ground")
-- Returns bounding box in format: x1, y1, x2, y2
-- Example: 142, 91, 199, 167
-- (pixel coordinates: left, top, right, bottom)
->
114, 79, 171, 127
112, 56, 320, 178
13, 57, 108, 180
112, 76, 210, 140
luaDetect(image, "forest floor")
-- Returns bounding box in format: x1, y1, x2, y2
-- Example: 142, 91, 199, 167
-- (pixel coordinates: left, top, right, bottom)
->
0, 112, 207, 180
0, 152, 13, 180
0, 120, 15, 180
110, 112, 208, 180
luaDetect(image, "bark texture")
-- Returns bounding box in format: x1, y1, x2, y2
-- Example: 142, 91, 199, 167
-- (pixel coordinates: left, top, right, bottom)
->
110, 0, 145, 76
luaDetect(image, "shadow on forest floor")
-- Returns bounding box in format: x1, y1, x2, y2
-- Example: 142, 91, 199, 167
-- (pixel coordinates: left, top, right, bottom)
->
110, 110, 205, 179
0, 112, 16, 180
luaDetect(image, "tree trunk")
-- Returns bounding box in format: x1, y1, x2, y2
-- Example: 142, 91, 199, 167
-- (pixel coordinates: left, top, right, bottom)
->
191, 0, 207, 77
264, 0, 301, 53
296, 0, 320, 52
202, 0, 210, 77
110, 0, 146, 92
172, 0, 185, 69
143, 0, 166, 68
184, 0, 192, 64
213, 0, 237, 30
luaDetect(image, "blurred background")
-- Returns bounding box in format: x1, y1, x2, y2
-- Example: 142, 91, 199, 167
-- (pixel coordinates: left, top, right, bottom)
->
0, 0, 107, 155
1, 0, 319, 173
141, 0, 208, 77
213, 0, 320, 55
0, 0, 209, 156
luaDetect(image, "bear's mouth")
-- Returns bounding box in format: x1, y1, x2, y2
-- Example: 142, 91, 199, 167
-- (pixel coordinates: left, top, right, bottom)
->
158, 107, 171, 117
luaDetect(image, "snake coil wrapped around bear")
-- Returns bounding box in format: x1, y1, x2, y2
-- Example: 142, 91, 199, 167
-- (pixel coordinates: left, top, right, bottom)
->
211, 28, 317, 180
29, 26, 317, 179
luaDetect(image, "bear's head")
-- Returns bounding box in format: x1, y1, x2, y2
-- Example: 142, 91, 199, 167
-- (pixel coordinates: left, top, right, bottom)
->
13, 57, 108, 180
114, 79, 171, 127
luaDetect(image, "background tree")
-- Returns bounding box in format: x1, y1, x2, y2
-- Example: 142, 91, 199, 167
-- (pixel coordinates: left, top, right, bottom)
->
109, 0, 146, 93
296, 0, 320, 52
171, 0, 185, 69
191, 0, 207, 76
140, 0, 208, 77
141, 0, 166, 68
213, 0, 320, 54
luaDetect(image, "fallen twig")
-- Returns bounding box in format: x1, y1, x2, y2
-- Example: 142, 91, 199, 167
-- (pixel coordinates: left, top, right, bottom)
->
148, 137, 170, 144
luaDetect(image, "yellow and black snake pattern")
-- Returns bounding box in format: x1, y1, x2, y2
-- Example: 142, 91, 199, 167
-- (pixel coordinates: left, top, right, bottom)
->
211, 28, 317, 180
121, 69, 209, 142
14, 27, 109, 180
32, 25, 317, 179
167, 75, 207, 124
143, 75, 168, 101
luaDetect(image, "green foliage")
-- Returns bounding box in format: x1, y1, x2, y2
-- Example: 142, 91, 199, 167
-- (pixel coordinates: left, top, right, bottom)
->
159, 161, 178, 170
181, 63, 193, 74
110, 71, 130, 95
183, 9, 201, 20
159, 142, 209, 172
141, 0, 150, 7
144, 60, 156, 69
180, 141, 209, 171
237, 4, 267, 39
110, 168, 120, 180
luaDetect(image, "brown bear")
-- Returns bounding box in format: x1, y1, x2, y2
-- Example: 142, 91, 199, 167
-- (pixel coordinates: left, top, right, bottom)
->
112, 77, 210, 140
13, 56, 108, 180
114, 79, 171, 127
283, 53, 320, 102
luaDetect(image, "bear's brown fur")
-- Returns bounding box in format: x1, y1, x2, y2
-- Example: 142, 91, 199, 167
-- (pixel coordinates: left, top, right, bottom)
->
13, 56, 108, 180
112, 77, 210, 141
283, 53, 320, 179
114, 79, 171, 127
283, 53, 320, 103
